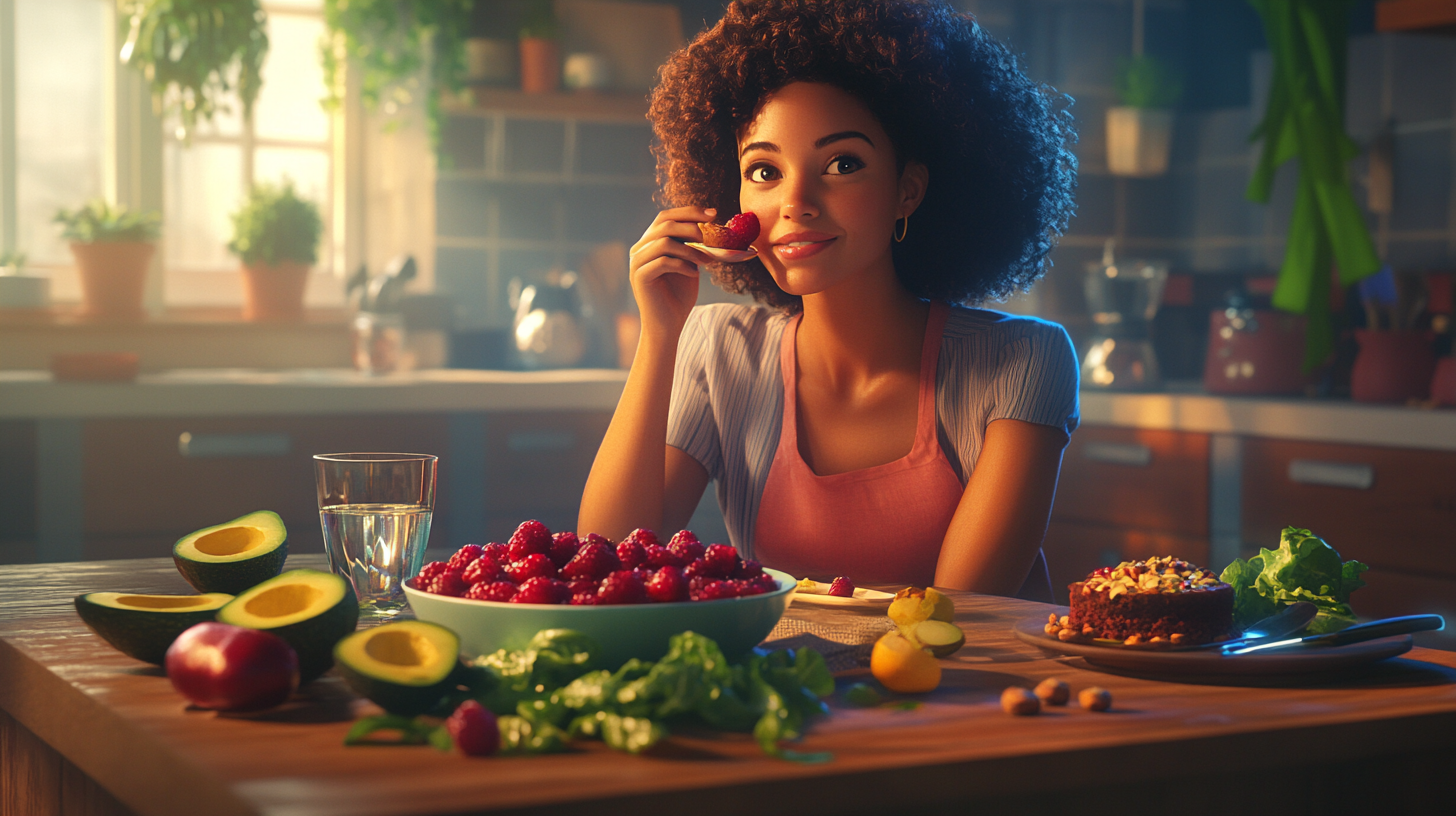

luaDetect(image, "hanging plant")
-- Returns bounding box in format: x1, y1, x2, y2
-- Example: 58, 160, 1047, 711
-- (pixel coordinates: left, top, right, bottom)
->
119, 0, 270, 140
321, 0, 474, 151
1115, 54, 1182, 109
1246, 0, 1380, 371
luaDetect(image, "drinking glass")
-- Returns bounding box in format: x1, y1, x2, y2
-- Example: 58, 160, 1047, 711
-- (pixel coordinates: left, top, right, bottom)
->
314, 452, 437, 619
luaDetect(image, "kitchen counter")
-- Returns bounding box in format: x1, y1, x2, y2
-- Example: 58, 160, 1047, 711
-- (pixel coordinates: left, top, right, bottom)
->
3, 557, 1455, 815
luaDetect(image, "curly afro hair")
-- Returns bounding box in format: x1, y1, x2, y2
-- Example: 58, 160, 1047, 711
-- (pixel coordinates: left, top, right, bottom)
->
648, 0, 1078, 311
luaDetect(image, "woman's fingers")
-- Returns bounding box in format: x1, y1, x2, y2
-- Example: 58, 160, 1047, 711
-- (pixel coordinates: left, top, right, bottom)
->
634, 252, 701, 283
632, 207, 716, 255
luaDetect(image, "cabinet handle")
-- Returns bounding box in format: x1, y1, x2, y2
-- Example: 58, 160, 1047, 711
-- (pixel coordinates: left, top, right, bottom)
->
506, 430, 576, 453
1288, 459, 1374, 490
178, 432, 292, 458
1082, 442, 1153, 467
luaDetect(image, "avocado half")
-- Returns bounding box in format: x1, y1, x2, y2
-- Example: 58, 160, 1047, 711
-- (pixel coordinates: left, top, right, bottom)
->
335, 620, 462, 716
75, 592, 233, 665
217, 569, 359, 683
174, 510, 289, 595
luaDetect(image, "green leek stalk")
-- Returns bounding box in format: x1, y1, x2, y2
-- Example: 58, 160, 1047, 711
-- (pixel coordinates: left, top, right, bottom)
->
1246, 0, 1380, 371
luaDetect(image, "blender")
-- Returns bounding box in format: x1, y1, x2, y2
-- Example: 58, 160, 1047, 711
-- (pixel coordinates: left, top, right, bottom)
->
1081, 240, 1168, 390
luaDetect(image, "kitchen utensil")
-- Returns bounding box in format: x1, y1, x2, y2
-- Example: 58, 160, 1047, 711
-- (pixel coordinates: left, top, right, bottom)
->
791, 581, 895, 606
404, 568, 795, 666
1174, 601, 1318, 652
1226, 614, 1445, 655
1080, 239, 1168, 390
314, 453, 437, 620
685, 242, 758, 264
511, 271, 586, 369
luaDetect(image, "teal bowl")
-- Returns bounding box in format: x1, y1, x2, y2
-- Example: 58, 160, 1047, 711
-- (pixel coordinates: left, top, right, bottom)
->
402, 568, 796, 667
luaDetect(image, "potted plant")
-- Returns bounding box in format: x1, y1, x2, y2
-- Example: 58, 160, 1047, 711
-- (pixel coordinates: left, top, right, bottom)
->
54, 201, 162, 319
518, 0, 562, 94
1106, 54, 1181, 177
119, 0, 269, 140
227, 182, 323, 321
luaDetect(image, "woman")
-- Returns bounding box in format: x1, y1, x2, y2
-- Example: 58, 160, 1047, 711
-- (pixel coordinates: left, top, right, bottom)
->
579, 0, 1079, 600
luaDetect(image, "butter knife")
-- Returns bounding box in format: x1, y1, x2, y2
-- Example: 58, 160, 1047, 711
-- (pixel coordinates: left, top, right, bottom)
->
1226, 614, 1446, 655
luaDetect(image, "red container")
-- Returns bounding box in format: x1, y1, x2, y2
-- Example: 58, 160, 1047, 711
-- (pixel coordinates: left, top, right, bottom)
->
1202, 309, 1310, 395
1431, 357, 1456, 406
1350, 330, 1437, 403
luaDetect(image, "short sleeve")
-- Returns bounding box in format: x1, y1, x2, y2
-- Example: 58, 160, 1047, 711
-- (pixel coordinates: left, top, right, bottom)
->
666, 308, 725, 480
986, 321, 1081, 439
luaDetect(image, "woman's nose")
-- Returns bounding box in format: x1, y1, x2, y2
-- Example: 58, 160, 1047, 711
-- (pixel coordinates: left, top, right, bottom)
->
779, 176, 820, 221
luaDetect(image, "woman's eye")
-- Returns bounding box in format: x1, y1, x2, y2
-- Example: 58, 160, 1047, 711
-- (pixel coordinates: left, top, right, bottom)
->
746, 164, 779, 182
826, 155, 865, 176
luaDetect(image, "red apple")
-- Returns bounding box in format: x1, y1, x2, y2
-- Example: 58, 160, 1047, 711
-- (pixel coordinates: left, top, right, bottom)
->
165, 622, 299, 711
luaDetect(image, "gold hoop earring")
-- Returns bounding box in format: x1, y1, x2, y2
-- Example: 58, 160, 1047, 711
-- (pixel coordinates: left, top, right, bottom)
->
894, 214, 909, 243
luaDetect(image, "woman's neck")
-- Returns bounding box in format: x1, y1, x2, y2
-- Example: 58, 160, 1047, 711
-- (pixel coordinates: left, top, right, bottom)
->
795, 260, 931, 387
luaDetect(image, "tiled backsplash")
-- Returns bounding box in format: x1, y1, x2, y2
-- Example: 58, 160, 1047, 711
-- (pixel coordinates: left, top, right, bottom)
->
435, 110, 660, 330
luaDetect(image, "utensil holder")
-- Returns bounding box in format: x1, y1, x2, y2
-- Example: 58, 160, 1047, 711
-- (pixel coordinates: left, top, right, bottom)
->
1350, 329, 1436, 403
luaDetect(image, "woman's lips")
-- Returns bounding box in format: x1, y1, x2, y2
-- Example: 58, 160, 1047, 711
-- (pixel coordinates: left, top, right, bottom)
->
772, 236, 837, 260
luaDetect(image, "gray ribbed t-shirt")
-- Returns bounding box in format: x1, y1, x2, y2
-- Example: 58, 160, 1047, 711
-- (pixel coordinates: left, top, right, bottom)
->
667, 302, 1081, 559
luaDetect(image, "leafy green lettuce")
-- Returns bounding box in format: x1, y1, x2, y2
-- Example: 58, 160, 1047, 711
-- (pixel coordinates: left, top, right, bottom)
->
1220, 526, 1369, 634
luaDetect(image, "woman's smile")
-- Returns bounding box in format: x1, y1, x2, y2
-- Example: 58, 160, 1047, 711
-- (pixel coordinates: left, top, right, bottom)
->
772, 230, 838, 260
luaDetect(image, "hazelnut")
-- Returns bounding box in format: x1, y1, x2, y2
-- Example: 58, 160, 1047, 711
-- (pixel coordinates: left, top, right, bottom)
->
1001, 686, 1040, 716
1048, 613, 1059, 624
1081, 624, 1094, 635
1044, 623, 1059, 635
1058, 615, 1070, 627
1057, 628, 1078, 642
1034, 678, 1070, 706
1079, 687, 1113, 712
1123, 635, 1142, 646
1169, 633, 1186, 645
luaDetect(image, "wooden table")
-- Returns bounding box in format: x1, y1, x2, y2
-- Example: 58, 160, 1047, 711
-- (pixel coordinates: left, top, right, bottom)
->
3, 557, 1454, 816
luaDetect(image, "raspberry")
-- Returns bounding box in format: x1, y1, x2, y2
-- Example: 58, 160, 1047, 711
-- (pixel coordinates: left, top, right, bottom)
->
597, 570, 648, 605
446, 700, 499, 756
623, 528, 660, 549
645, 566, 689, 603
667, 530, 705, 563
735, 578, 766, 597
732, 558, 764, 580
644, 544, 684, 568
481, 542, 509, 563
692, 579, 740, 601
504, 552, 557, 583
616, 540, 646, 570
697, 212, 760, 250
752, 573, 780, 593
827, 576, 855, 597
549, 532, 581, 568
427, 572, 469, 597
462, 555, 503, 585
561, 540, 619, 581
511, 576, 570, 605
507, 520, 553, 561
471, 581, 519, 602
415, 561, 448, 587
570, 593, 598, 606
567, 578, 598, 596
683, 560, 712, 580
701, 544, 740, 578
447, 544, 485, 573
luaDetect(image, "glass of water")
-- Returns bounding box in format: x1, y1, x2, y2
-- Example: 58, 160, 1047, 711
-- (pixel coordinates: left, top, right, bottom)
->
314, 452, 437, 620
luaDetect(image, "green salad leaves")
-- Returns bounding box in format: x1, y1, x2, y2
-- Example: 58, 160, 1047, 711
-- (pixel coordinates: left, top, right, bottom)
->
1220, 527, 1369, 634
347, 628, 834, 758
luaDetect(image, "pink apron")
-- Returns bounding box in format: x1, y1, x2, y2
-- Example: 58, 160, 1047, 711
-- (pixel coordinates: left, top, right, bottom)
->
752, 302, 1055, 599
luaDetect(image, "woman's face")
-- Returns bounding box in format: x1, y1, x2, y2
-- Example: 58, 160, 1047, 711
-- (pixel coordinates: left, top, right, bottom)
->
737, 82, 925, 298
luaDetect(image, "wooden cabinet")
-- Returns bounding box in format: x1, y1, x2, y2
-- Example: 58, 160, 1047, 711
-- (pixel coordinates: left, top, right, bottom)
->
81, 415, 450, 561
480, 411, 612, 543
1043, 426, 1211, 594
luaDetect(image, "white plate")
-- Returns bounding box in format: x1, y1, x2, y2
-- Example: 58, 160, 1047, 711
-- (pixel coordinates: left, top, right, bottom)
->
684, 242, 758, 263
792, 581, 895, 606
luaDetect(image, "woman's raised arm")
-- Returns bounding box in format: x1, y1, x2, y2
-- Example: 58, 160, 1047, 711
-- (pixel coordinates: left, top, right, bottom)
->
933, 418, 1068, 594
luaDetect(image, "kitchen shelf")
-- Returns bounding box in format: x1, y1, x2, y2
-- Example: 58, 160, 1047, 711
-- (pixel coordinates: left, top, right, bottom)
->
1376, 0, 1456, 34
444, 87, 650, 123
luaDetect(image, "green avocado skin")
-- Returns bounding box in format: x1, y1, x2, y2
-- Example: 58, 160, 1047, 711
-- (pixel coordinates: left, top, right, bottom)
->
74, 597, 221, 665
334, 660, 455, 717
174, 543, 289, 595
219, 577, 360, 684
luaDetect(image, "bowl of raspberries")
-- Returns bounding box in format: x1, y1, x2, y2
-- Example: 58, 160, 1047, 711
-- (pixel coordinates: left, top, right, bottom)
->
402, 520, 795, 666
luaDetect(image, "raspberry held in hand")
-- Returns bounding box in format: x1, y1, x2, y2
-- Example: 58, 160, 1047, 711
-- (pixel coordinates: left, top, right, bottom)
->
697, 212, 760, 250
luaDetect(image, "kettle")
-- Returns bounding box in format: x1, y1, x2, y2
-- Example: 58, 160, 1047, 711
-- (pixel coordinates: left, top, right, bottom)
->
511, 271, 586, 369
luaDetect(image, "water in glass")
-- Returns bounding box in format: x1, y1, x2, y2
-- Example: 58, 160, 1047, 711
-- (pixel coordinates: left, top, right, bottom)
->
320, 503, 432, 617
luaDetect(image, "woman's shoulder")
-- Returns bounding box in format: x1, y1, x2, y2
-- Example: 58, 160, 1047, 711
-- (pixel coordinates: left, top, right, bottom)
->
941, 303, 1075, 350
680, 303, 790, 373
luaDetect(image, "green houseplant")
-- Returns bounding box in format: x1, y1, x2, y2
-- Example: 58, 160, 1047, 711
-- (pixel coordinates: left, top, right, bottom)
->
1246, 0, 1380, 372
119, 0, 270, 140
227, 182, 323, 321
1106, 54, 1181, 177
321, 0, 474, 150
54, 201, 162, 319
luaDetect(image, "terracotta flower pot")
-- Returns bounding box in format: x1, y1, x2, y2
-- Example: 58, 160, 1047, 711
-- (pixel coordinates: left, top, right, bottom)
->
1106, 107, 1173, 177
1350, 329, 1437, 403
70, 241, 154, 320
1430, 357, 1456, 406
519, 37, 560, 94
240, 260, 310, 321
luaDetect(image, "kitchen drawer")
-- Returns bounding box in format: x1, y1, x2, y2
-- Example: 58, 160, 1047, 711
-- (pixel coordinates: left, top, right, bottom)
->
1041, 520, 1210, 602
1353, 568, 1456, 651
1052, 426, 1210, 537
482, 411, 612, 534
1242, 438, 1456, 579
82, 415, 451, 558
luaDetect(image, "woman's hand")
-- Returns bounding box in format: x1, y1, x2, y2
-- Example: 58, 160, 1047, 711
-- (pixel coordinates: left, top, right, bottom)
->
629, 206, 715, 341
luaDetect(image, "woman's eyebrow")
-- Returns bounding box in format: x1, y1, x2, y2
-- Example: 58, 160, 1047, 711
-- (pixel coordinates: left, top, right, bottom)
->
738, 131, 875, 157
